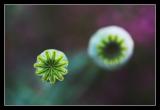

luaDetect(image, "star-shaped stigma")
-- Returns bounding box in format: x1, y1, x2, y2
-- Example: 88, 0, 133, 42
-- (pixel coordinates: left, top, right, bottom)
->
96, 35, 128, 65
34, 49, 68, 84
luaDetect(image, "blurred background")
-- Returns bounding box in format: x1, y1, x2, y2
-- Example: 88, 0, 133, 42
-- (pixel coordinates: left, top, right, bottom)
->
5, 5, 155, 105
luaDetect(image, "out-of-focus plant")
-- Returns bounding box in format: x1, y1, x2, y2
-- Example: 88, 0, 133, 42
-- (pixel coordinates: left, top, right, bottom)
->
88, 26, 134, 70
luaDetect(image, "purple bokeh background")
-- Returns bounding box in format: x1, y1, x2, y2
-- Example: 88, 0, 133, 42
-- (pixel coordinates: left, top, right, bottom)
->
5, 5, 155, 105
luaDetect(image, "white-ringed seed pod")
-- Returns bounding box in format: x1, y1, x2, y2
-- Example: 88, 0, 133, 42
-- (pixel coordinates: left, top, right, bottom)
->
88, 26, 134, 70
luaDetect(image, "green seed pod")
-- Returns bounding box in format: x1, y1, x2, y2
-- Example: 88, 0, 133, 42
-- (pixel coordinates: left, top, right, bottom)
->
88, 26, 134, 70
34, 49, 69, 84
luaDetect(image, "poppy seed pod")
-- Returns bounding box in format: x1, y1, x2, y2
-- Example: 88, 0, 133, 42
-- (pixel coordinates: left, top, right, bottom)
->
88, 26, 134, 70
34, 49, 69, 84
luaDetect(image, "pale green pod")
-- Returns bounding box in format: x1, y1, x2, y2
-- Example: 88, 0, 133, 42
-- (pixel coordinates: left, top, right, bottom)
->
88, 26, 134, 70
34, 49, 69, 84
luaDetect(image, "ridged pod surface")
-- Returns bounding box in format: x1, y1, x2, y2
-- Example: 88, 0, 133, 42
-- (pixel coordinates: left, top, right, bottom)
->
34, 49, 69, 84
